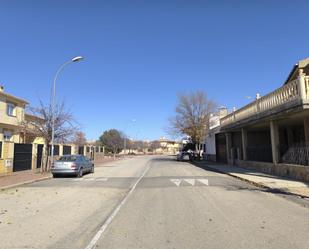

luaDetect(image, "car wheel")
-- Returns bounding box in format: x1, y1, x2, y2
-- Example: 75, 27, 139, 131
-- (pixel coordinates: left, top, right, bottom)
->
53, 174, 58, 178
77, 168, 83, 178
91, 165, 94, 173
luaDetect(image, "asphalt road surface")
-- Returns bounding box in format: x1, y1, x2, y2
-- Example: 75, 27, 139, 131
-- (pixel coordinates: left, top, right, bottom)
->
0, 156, 308, 249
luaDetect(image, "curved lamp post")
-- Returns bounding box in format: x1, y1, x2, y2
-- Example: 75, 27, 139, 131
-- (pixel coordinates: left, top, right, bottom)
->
51, 56, 83, 166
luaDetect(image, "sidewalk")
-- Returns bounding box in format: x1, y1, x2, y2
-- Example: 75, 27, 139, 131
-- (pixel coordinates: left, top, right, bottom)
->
0, 170, 52, 190
195, 161, 309, 198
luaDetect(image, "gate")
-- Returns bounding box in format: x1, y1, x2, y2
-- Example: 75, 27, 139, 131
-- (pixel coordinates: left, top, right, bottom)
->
78, 146, 84, 155
13, 143, 33, 172
37, 144, 43, 168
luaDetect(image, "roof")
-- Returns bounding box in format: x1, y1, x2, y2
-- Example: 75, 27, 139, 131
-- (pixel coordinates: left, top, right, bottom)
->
25, 113, 45, 122
284, 58, 309, 85
0, 91, 29, 105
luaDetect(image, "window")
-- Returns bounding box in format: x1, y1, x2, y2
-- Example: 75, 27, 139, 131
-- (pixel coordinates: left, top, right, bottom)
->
4, 130, 12, 141
0, 142, 2, 158
7, 103, 16, 116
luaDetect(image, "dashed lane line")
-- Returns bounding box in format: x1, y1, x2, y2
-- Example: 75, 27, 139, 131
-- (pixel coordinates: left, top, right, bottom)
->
84, 163, 151, 249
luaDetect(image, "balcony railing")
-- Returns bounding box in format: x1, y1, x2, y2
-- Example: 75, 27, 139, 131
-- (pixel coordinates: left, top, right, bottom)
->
221, 77, 309, 128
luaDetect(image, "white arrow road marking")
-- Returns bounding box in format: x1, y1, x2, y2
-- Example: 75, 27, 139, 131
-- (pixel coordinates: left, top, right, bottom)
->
84, 178, 95, 181
96, 178, 108, 181
73, 178, 83, 182
170, 179, 182, 186
197, 179, 209, 186
184, 179, 195, 186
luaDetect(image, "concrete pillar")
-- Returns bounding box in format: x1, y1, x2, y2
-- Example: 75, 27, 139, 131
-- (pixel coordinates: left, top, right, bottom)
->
298, 69, 307, 101
31, 144, 37, 171
303, 118, 309, 145
225, 133, 232, 164
83, 145, 87, 156
59, 144, 63, 156
241, 128, 248, 161
270, 120, 280, 164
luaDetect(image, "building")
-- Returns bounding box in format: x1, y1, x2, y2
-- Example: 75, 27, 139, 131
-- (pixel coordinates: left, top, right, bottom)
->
210, 58, 309, 182
0, 87, 106, 176
204, 107, 228, 161
0, 86, 28, 144
157, 137, 181, 155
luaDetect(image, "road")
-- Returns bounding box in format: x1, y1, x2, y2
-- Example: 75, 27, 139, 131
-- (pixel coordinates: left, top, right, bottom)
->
0, 155, 308, 249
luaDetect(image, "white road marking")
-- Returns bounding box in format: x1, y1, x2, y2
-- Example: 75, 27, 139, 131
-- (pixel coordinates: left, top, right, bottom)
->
170, 178, 209, 186
184, 179, 195, 186
84, 164, 151, 249
197, 179, 209, 186
96, 178, 108, 182
170, 179, 182, 186
72, 178, 83, 182
84, 178, 95, 181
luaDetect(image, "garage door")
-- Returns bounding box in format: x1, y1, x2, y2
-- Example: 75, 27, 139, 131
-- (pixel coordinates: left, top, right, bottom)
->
215, 133, 227, 163
13, 143, 33, 172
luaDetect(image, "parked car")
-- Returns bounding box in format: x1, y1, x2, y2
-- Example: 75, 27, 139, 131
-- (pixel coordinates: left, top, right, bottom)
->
51, 155, 94, 178
176, 151, 191, 161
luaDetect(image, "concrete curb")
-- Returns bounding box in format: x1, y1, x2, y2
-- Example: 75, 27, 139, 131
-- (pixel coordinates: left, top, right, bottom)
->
194, 162, 309, 199
0, 175, 52, 191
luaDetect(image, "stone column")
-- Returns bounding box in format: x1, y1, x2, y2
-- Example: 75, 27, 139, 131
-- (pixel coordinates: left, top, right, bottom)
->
241, 128, 248, 161
270, 120, 279, 164
225, 133, 232, 164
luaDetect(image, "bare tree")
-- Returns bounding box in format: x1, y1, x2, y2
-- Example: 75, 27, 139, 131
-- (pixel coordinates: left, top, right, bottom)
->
22, 100, 77, 172
169, 91, 217, 157
72, 131, 87, 146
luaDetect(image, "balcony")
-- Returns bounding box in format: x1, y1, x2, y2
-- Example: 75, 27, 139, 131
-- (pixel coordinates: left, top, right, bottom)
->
220, 76, 309, 130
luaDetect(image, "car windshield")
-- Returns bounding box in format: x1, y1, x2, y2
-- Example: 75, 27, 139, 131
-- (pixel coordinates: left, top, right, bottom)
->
58, 156, 78, 162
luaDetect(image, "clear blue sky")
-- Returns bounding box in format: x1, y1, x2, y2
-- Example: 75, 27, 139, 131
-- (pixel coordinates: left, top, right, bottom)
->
1, 0, 309, 141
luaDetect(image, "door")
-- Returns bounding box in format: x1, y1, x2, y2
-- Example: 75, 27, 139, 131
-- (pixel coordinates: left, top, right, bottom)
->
37, 144, 43, 168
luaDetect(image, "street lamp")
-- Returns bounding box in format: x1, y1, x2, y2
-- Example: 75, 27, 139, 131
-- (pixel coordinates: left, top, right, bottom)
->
50, 56, 84, 166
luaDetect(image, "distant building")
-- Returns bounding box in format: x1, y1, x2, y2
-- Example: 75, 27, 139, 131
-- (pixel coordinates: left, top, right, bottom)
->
205, 58, 309, 182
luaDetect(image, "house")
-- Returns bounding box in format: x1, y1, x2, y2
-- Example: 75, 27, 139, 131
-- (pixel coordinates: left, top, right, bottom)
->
0, 86, 28, 143
212, 58, 309, 182
157, 137, 181, 155
203, 107, 228, 161
0, 86, 29, 174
